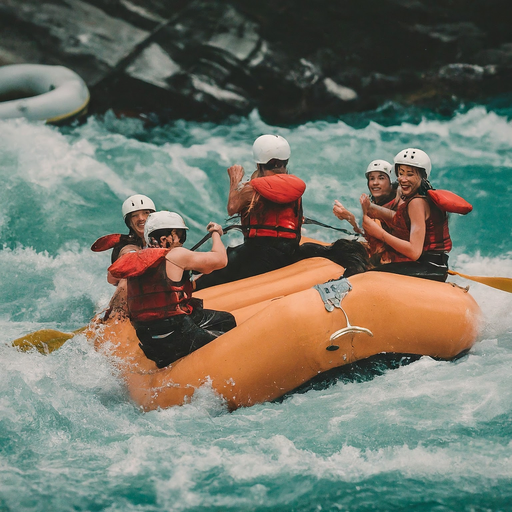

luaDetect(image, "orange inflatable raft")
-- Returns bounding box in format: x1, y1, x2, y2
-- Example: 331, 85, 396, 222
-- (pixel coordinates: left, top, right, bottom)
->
86, 257, 482, 411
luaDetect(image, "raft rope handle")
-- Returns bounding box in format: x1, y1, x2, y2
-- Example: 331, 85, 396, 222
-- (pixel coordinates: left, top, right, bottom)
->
329, 307, 374, 341
313, 278, 374, 349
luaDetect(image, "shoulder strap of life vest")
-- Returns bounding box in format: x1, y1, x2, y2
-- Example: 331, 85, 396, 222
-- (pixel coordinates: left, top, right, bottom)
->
251, 174, 306, 204
91, 234, 123, 252
108, 248, 170, 279
427, 189, 473, 215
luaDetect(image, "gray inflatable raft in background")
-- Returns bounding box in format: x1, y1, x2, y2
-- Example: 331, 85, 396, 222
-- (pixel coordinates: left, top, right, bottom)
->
0, 64, 89, 123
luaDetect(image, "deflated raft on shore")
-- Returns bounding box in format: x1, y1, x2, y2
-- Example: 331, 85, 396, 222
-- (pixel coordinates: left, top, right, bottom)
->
86, 257, 482, 411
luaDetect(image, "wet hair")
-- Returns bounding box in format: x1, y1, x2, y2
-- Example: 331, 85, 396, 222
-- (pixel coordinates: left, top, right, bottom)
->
418, 177, 433, 196
258, 159, 289, 174
296, 239, 370, 276
149, 228, 187, 246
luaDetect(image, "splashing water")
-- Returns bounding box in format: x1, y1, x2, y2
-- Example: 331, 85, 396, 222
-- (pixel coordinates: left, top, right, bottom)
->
1, 104, 512, 511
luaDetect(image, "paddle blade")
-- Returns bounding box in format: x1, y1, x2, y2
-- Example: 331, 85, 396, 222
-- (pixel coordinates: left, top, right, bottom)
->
12, 329, 74, 354
91, 234, 122, 252
448, 270, 512, 293
11, 326, 85, 354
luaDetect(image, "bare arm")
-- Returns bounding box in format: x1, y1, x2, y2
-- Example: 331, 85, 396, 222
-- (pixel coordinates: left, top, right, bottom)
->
107, 273, 120, 286
333, 199, 363, 234
362, 198, 428, 261
226, 165, 255, 216
166, 223, 228, 276
360, 194, 396, 224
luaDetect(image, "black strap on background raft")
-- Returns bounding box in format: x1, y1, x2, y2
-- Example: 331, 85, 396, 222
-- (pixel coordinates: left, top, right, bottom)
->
191, 217, 360, 251
303, 217, 361, 237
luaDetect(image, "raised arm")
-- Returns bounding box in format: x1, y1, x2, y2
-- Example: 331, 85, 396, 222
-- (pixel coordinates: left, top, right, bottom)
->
360, 194, 396, 224
226, 165, 255, 216
166, 223, 228, 275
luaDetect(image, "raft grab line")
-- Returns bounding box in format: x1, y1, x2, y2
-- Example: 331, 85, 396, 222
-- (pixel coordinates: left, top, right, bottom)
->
313, 277, 374, 348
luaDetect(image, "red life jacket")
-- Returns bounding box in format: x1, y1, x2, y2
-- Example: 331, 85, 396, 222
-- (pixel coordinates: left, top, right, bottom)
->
365, 227, 390, 263
427, 189, 472, 214
126, 260, 193, 322
108, 249, 193, 322
388, 195, 452, 263
108, 248, 170, 278
364, 196, 398, 262
242, 174, 305, 239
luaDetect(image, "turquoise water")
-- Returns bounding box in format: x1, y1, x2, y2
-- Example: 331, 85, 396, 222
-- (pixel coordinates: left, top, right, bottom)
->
1, 103, 512, 511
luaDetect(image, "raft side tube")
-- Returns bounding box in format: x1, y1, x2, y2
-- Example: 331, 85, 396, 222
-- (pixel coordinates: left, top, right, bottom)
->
94, 271, 482, 411
196, 257, 344, 312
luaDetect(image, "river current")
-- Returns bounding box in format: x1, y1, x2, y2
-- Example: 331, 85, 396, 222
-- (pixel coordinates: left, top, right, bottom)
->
1, 101, 512, 511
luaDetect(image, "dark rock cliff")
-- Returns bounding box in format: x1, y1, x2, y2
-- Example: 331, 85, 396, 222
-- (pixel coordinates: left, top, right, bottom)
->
1, 0, 511, 124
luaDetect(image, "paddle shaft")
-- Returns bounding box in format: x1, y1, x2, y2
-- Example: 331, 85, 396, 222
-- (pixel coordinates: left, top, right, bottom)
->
447, 270, 512, 293
190, 224, 241, 251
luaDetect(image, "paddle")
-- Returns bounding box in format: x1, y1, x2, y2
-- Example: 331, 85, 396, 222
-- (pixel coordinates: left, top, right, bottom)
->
447, 270, 512, 293
190, 224, 241, 251
91, 234, 122, 252
11, 225, 242, 354
12, 327, 87, 354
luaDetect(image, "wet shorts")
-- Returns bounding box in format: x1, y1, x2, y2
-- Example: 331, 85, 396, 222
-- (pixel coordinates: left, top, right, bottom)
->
133, 306, 236, 368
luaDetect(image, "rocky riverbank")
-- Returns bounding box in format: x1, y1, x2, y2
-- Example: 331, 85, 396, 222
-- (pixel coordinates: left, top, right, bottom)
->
1, 0, 511, 124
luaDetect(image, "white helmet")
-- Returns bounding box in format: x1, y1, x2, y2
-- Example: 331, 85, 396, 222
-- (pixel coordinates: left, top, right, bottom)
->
122, 194, 156, 219
365, 159, 393, 179
144, 211, 188, 246
394, 148, 432, 179
252, 134, 291, 164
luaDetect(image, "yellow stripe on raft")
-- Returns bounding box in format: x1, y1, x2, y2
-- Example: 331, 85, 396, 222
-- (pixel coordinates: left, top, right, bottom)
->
45, 95, 89, 124
86, 264, 482, 412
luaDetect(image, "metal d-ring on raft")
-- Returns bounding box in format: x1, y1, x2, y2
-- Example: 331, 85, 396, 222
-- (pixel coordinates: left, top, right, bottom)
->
313, 278, 374, 351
